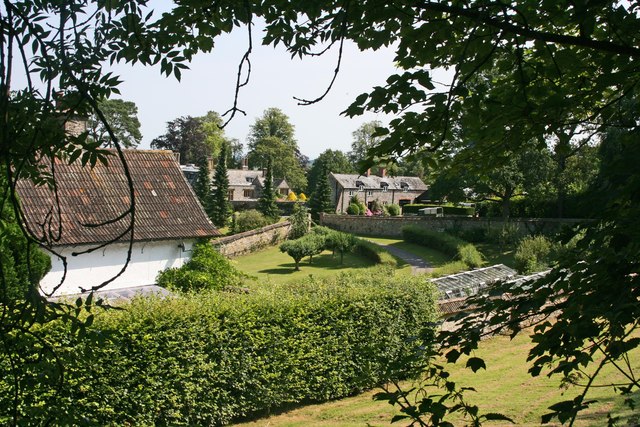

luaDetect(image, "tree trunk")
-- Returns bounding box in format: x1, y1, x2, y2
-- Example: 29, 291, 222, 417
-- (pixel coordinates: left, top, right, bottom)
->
501, 197, 511, 219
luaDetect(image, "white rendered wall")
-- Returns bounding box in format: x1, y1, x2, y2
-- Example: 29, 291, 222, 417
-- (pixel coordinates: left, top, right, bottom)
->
40, 240, 194, 296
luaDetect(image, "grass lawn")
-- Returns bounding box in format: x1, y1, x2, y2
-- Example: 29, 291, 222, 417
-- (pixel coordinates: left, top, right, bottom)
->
231, 330, 640, 427
232, 245, 380, 285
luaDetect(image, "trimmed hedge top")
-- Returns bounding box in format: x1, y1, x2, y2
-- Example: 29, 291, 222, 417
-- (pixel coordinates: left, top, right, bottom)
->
9, 268, 438, 425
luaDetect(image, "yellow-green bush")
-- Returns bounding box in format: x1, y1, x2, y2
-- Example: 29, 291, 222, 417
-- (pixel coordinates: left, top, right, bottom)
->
7, 269, 437, 425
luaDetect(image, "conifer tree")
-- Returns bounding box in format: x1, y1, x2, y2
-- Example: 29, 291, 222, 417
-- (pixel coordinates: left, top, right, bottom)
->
210, 144, 231, 227
193, 160, 211, 211
309, 166, 334, 219
258, 157, 280, 220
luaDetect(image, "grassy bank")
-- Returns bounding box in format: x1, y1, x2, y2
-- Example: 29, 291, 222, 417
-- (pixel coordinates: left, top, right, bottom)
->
232, 330, 639, 426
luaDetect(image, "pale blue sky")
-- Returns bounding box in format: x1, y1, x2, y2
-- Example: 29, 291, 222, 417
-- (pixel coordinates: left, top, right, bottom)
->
112, 25, 400, 160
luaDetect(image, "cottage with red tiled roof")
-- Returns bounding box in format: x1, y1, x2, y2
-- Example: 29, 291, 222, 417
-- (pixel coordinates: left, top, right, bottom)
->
17, 149, 220, 297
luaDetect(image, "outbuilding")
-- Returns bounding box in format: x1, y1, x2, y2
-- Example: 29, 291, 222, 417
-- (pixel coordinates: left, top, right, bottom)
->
17, 149, 220, 297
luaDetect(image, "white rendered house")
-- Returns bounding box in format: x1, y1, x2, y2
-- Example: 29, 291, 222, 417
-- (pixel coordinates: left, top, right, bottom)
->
17, 149, 220, 297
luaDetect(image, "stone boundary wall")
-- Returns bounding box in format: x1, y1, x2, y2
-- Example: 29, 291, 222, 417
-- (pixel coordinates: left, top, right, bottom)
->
211, 222, 291, 258
319, 214, 583, 238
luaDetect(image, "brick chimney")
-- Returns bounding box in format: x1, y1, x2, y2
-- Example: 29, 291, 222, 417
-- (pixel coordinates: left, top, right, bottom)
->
365, 168, 371, 177
380, 168, 387, 178
208, 157, 216, 171
242, 157, 249, 170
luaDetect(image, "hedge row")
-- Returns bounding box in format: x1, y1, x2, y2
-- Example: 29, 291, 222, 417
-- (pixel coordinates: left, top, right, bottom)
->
6, 270, 437, 425
353, 239, 398, 267
402, 226, 483, 268
402, 204, 475, 216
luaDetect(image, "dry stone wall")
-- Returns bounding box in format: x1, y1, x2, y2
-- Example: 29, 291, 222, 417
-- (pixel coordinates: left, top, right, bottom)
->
211, 222, 291, 258
319, 214, 582, 237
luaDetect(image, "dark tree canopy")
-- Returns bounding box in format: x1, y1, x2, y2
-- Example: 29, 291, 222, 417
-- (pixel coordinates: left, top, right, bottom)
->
307, 149, 354, 196
247, 108, 307, 191
88, 98, 142, 148
151, 116, 210, 166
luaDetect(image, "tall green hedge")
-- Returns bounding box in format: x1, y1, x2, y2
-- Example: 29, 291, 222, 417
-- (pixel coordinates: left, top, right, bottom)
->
7, 269, 437, 425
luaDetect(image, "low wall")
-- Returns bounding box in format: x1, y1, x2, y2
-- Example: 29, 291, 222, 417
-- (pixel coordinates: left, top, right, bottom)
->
211, 222, 291, 258
319, 214, 583, 238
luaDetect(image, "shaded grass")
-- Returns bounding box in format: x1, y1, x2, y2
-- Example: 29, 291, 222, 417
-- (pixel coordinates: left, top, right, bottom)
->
233, 246, 378, 285
231, 330, 640, 427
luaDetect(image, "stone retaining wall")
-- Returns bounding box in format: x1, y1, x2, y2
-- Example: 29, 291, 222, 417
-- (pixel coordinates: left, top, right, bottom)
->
211, 222, 291, 258
319, 214, 582, 237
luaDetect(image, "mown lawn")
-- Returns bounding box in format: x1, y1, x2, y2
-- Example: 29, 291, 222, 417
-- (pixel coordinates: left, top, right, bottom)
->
231, 330, 640, 427
232, 245, 381, 285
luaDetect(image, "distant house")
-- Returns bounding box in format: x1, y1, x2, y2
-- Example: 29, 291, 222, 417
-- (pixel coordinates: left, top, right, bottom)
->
329, 169, 428, 213
17, 149, 220, 297
181, 158, 291, 207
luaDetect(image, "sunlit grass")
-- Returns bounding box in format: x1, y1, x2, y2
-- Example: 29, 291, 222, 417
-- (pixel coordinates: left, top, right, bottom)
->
231, 331, 640, 427
232, 245, 379, 286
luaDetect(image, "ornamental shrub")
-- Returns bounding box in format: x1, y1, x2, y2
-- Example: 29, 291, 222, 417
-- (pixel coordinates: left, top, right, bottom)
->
346, 203, 362, 215
288, 202, 310, 239
15, 269, 438, 425
458, 244, 484, 268
325, 231, 357, 264
279, 233, 326, 270
514, 235, 553, 274
385, 203, 401, 216
233, 209, 272, 233
156, 242, 246, 292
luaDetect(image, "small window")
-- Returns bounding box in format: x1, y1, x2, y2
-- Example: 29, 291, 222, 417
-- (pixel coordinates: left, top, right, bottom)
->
359, 185, 364, 192
227, 190, 234, 201
243, 189, 254, 198
348, 190, 354, 196
245, 176, 254, 183
366, 190, 373, 196
280, 188, 288, 196
403, 187, 409, 193
382, 186, 388, 192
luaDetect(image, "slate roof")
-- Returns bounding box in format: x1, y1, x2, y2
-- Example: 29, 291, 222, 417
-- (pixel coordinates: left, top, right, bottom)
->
17, 149, 220, 246
227, 169, 266, 188
330, 173, 428, 191
432, 264, 517, 300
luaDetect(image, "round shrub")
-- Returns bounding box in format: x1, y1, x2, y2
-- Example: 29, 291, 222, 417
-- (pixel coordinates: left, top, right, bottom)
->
458, 244, 484, 268
233, 209, 271, 233
385, 203, 401, 216
514, 235, 553, 274
347, 203, 362, 215
156, 242, 246, 292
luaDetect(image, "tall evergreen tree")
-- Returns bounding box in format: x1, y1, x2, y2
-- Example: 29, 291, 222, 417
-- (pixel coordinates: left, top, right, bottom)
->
210, 144, 231, 227
193, 161, 212, 211
309, 166, 334, 219
258, 157, 280, 219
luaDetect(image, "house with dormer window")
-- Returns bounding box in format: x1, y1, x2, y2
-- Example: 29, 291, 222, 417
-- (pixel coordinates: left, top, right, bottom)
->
328, 169, 428, 213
